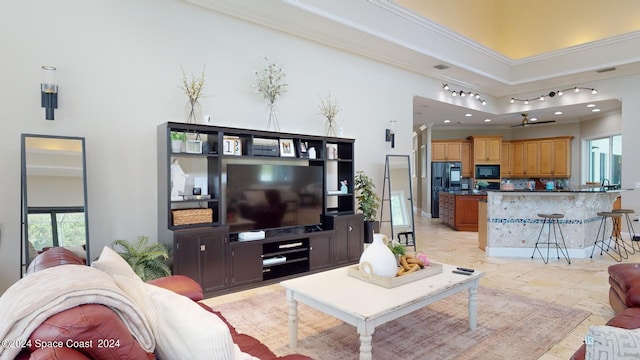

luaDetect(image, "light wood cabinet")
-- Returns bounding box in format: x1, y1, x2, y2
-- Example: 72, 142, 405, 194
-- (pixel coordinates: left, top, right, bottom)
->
432, 141, 462, 161
500, 142, 513, 177
469, 136, 502, 164
461, 141, 472, 177
508, 136, 573, 178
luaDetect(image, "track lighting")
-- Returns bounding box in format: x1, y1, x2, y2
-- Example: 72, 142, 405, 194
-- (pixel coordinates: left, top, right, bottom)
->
509, 86, 598, 105
441, 84, 487, 105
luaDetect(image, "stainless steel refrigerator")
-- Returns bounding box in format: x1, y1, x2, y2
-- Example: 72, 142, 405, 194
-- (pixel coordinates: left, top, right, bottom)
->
431, 161, 462, 218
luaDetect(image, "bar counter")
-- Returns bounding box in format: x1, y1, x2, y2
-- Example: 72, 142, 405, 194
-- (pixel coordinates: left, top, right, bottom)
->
484, 188, 631, 258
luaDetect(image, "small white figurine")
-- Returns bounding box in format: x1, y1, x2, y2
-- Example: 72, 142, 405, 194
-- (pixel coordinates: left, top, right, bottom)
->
171, 159, 188, 200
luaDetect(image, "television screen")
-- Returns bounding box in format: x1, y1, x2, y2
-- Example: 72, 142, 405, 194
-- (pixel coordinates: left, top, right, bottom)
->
226, 164, 323, 233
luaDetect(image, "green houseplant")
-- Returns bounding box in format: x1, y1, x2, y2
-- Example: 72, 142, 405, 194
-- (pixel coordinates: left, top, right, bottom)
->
170, 131, 187, 153
112, 236, 171, 281
354, 170, 381, 243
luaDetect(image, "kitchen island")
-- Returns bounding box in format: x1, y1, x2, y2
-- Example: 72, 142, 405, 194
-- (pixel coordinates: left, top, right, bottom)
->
484, 188, 630, 258
439, 191, 487, 231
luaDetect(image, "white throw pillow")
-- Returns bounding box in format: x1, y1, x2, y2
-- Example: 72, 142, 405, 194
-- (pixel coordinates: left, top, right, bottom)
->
93, 246, 235, 359
92, 246, 140, 279
586, 325, 640, 360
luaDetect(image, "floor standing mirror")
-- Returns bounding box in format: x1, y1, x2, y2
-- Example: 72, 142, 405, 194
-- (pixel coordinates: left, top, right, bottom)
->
21, 134, 90, 275
380, 154, 416, 250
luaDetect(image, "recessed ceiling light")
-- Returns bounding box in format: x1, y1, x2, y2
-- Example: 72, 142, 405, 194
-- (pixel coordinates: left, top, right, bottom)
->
465, 113, 472, 117
530, 117, 538, 121
484, 119, 491, 122
592, 108, 601, 112
443, 119, 451, 123
554, 111, 563, 115
586, 104, 596, 108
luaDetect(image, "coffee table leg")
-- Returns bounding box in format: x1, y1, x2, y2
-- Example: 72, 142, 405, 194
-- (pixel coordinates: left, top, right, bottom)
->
468, 279, 479, 330
357, 321, 374, 360
286, 290, 298, 348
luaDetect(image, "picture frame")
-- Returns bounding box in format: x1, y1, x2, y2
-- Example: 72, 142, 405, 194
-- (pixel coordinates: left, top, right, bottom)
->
279, 138, 296, 157
185, 139, 203, 154
299, 141, 308, 154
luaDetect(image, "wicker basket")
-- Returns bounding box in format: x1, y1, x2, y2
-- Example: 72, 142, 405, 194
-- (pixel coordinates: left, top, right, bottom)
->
172, 208, 213, 226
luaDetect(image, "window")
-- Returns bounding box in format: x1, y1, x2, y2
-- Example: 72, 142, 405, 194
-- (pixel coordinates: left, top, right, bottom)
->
588, 134, 622, 185
27, 207, 86, 251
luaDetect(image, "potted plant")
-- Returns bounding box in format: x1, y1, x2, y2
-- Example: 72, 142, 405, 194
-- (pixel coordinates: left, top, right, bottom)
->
170, 131, 187, 153
354, 170, 381, 243
112, 236, 171, 281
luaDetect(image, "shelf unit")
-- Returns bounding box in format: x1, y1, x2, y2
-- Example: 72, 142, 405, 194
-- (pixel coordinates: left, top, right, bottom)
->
157, 122, 362, 296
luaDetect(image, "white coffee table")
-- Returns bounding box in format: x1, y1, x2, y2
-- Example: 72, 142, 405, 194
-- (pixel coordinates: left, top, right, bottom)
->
280, 263, 484, 360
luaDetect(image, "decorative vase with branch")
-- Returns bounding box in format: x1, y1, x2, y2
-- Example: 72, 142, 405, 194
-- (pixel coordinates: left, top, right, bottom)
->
319, 92, 341, 137
179, 65, 205, 124
254, 57, 288, 132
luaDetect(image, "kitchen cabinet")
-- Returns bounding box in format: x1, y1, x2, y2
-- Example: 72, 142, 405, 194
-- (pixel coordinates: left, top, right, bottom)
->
538, 137, 571, 177
461, 141, 472, 177
509, 137, 572, 178
439, 192, 485, 231
468, 136, 502, 164
432, 141, 462, 161
501, 142, 513, 177
454, 195, 484, 232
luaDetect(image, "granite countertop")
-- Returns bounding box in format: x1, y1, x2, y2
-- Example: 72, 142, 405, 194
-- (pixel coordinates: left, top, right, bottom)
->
440, 190, 489, 196
490, 187, 632, 193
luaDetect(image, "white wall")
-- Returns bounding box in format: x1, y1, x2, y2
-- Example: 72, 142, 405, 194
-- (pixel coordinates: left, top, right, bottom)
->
0, 0, 425, 292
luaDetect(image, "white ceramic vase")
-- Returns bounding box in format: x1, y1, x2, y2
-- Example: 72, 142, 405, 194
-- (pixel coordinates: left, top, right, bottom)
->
359, 233, 398, 278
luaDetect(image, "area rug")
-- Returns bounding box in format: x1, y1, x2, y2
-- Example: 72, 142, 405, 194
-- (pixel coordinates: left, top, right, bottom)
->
212, 287, 589, 360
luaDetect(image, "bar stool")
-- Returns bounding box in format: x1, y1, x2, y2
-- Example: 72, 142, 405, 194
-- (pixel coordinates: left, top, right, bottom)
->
531, 213, 571, 264
590, 212, 629, 262
612, 209, 639, 252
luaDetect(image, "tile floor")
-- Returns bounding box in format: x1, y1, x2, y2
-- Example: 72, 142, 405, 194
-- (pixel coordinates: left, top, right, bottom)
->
204, 216, 640, 359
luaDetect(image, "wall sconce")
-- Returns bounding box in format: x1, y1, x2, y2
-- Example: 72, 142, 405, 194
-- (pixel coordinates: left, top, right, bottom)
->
41, 66, 58, 120
385, 120, 396, 148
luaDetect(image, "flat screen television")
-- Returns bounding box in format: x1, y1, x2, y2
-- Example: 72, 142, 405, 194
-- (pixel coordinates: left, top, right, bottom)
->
225, 164, 323, 234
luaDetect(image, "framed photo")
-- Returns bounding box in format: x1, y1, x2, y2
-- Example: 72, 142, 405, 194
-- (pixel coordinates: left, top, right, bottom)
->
279, 139, 296, 157
299, 141, 308, 154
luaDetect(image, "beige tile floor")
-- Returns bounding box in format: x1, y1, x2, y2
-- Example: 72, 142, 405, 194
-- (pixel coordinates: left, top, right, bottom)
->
204, 216, 640, 359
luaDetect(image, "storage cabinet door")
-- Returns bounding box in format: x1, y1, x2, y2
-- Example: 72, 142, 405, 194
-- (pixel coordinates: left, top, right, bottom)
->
461, 142, 471, 177
309, 234, 333, 270
552, 139, 571, 177
201, 231, 228, 293
230, 242, 263, 286
334, 217, 350, 264
174, 232, 202, 285
334, 215, 363, 264
347, 218, 363, 262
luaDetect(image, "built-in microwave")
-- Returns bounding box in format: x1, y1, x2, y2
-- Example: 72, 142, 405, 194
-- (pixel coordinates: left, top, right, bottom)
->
475, 164, 500, 180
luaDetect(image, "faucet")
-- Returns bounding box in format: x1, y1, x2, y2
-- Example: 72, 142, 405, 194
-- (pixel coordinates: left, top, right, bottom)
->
602, 179, 610, 187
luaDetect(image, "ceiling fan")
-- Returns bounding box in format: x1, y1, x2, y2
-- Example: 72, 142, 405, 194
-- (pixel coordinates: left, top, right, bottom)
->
511, 113, 556, 127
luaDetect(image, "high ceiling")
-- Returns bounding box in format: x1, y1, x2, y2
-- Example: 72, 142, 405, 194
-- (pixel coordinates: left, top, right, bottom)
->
189, 0, 639, 129
397, 0, 640, 59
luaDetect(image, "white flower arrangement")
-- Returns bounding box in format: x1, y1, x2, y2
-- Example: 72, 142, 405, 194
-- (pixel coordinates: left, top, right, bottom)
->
253, 57, 288, 105
179, 65, 205, 106
319, 92, 341, 121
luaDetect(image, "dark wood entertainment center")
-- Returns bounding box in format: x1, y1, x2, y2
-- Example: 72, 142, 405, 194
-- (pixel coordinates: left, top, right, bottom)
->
157, 122, 363, 296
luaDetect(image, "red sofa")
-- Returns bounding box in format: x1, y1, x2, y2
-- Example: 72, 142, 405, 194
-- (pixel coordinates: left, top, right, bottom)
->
570, 263, 640, 360
13, 247, 312, 360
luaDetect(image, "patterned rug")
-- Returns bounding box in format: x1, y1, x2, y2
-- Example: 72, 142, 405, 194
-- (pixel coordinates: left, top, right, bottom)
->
212, 287, 589, 360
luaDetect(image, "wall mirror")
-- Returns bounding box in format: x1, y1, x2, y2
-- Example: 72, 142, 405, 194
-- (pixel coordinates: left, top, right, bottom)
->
21, 134, 90, 275
381, 155, 416, 248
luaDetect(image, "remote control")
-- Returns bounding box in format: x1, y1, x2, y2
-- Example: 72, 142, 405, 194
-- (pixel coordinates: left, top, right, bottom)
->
456, 267, 474, 273
452, 270, 473, 276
